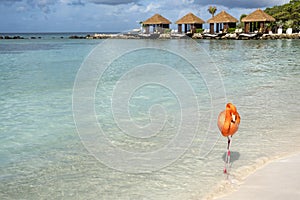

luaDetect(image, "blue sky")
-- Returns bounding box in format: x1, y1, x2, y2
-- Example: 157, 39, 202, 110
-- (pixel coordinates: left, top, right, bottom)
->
0, 0, 289, 33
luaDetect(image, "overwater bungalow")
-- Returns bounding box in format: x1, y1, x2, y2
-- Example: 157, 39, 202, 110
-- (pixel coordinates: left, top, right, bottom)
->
142, 14, 171, 34
175, 12, 205, 34
207, 11, 238, 34
241, 9, 276, 33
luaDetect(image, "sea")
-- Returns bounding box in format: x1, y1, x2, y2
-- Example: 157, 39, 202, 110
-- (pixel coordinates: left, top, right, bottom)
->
0, 33, 299, 199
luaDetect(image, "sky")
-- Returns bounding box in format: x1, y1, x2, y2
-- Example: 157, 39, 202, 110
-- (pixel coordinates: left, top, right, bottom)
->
0, 0, 289, 33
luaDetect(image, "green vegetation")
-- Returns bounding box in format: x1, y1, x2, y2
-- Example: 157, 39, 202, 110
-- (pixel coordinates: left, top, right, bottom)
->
227, 28, 236, 33
265, 0, 300, 31
164, 28, 171, 34
196, 28, 204, 33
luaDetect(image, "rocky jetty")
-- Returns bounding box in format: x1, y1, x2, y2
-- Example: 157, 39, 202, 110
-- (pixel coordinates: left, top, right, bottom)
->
193, 32, 300, 40
192, 33, 203, 39
85, 33, 141, 39
260, 33, 300, 40
159, 34, 171, 39
0, 35, 25, 39
0, 32, 299, 40
69, 35, 86, 39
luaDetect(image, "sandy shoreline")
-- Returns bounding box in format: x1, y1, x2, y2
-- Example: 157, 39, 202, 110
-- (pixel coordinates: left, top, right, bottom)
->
207, 152, 300, 200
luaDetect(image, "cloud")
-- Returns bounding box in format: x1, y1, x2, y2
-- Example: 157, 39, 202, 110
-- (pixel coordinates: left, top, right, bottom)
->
1, 0, 22, 3
87, 0, 139, 5
1, 0, 58, 13
66, 0, 85, 6
127, 4, 142, 12
144, 2, 160, 13
125, 2, 161, 14
16, 6, 27, 11
194, 0, 290, 8
182, 0, 194, 4
1, 0, 22, 6
28, 0, 57, 13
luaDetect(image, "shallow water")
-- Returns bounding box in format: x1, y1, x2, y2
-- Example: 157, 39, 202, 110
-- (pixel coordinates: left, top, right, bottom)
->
0, 37, 299, 199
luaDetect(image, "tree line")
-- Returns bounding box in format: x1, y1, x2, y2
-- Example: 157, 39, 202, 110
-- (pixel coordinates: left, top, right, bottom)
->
265, 0, 300, 31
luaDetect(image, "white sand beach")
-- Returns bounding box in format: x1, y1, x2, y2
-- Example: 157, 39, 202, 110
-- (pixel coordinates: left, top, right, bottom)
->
215, 153, 300, 200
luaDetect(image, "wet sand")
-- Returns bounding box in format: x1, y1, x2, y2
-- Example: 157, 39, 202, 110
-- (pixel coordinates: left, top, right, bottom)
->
216, 153, 300, 200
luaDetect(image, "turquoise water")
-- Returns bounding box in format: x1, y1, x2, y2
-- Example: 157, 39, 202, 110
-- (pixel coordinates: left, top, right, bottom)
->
0, 37, 300, 199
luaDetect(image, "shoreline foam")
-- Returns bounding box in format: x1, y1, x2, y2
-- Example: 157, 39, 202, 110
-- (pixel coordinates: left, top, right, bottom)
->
203, 151, 300, 200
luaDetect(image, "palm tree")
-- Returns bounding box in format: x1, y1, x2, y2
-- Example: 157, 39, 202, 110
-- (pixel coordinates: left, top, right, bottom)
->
240, 14, 247, 22
208, 6, 217, 17
237, 14, 247, 29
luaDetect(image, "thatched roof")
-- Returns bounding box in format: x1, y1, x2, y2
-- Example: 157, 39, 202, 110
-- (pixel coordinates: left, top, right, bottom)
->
207, 10, 238, 23
241, 9, 275, 22
175, 12, 205, 24
143, 14, 171, 25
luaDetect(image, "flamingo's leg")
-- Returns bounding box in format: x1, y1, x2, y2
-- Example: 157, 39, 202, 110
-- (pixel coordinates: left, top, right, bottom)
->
224, 136, 232, 174
227, 136, 231, 150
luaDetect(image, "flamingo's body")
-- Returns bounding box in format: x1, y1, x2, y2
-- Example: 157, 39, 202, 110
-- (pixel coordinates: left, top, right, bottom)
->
217, 103, 240, 174
217, 103, 240, 137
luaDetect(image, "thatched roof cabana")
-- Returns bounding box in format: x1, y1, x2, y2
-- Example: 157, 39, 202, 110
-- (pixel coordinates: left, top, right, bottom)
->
207, 11, 238, 24
143, 14, 172, 25
176, 12, 205, 24
242, 9, 275, 22
143, 14, 171, 33
207, 11, 238, 34
241, 9, 276, 33
175, 12, 205, 33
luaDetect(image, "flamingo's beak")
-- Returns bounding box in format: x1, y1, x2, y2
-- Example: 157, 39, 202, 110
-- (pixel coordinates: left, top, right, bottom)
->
231, 114, 236, 123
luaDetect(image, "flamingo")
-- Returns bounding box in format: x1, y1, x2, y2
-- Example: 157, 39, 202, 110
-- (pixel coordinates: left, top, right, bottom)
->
217, 103, 240, 174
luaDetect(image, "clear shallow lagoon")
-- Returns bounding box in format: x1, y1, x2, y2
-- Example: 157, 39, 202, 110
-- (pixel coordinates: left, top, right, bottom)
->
0, 36, 299, 199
